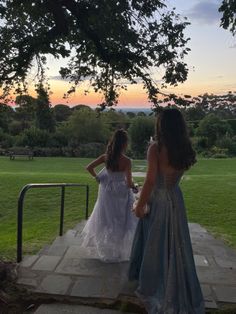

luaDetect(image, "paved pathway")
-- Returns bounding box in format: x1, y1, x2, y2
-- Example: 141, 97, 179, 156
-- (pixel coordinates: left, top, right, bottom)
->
17, 221, 236, 313
34, 304, 137, 314
132, 172, 146, 178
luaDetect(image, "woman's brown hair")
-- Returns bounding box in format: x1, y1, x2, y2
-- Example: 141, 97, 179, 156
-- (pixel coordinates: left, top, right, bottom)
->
156, 108, 196, 170
105, 129, 128, 171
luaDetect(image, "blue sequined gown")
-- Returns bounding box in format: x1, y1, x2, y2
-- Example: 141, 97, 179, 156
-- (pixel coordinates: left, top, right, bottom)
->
82, 167, 138, 262
129, 172, 205, 314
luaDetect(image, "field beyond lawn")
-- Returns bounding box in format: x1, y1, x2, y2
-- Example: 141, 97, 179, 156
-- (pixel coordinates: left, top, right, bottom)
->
0, 156, 235, 260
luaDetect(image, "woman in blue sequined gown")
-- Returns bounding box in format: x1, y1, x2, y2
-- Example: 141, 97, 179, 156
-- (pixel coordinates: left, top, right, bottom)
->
81, 129, 138, 262
129, 109, 205, 314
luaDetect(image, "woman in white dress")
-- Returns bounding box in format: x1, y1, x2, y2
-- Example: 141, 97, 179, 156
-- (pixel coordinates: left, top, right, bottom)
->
81, 129, 138, 262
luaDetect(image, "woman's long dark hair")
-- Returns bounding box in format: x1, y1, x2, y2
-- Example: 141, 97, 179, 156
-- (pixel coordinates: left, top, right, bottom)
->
105, 129, 128, 171
156, 108, 196, 170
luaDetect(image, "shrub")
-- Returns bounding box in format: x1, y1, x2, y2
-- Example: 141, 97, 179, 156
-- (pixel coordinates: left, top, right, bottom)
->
13, 134, 24, 147
61, 147, 74, 157
53, 104, 72, 122
48, 131, 68, 148
196, 114, 232, 147
0, 148, 6, 155
8, 121, 26, 135
186, 122, 195, 137
216, 135, 236, 156
129, 116, 155, 159
78, 143, 106, 158
0, 129, 13, 148
68, 109, 109, 144
227, 119, 236, 135
192, 136, 208, 153
32, 147, 62, 157
211, 153, 228, 158
8, 146, 33, 155
201, 146, 229, 158
21, 127, 50, 148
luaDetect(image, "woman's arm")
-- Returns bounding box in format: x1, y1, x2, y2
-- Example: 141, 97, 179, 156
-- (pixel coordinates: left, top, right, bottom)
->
86, 154, 106, 178
134, 143, 158, 218
125, 158, 135, 188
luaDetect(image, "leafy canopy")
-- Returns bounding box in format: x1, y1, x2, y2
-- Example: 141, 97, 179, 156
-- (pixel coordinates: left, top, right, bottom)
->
219, 0, 236, 35
0, 0, 190, 107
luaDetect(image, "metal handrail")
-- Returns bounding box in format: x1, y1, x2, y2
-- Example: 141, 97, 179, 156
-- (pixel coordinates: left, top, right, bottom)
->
17, 183, 89, 263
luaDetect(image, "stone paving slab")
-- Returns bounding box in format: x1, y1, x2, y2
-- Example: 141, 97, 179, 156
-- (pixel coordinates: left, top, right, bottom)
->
52, 234, 83, 247
63, 245, 97, 259
214, 255, 236, 269
200, 284, 218, 309
45, 244, 69, 256
204, 300, 218, 310
32, 255, 61, 271
17, 277, 38, 287
17, 221, 236, 312
212, 285, 236, 303
34, 304, 136, 314
197, 266, 236, 285
21, 255, 39, 267
70, 276, 125, 299
73, 220, 87, 232
37, 274, 72, 295
194, 255, 209, 267
55, 257, 129, 278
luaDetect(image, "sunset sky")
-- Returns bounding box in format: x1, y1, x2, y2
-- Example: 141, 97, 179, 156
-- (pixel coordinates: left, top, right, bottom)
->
34, 0, 236, 108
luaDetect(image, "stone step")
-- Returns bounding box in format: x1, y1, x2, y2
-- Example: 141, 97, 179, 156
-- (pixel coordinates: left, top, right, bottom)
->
16, 221, 236, 311
51, 221, 86, 247
73, 220, 87, 232
34, 303, 137, 314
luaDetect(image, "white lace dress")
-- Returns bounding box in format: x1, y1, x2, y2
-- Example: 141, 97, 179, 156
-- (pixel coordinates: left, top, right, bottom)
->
81, 167, 138, 262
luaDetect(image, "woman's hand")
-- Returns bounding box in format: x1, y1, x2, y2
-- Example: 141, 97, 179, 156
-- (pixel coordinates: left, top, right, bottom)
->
131, 143, 157, 218
133, 204, 146, 218
132, 183, 139, 194
95, 175, 100, 183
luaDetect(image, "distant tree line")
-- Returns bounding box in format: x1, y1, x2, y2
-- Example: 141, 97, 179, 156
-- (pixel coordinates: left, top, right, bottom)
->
0, 90, 236, 159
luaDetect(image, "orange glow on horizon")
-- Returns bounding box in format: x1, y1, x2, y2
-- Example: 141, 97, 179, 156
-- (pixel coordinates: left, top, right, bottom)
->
2, 78, 235, 108
47, 79, 226, 108
43, 80, 152, 107
48, 79, 236, 108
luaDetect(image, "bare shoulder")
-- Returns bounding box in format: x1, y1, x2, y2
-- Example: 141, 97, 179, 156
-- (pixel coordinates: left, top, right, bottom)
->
122, 154, 131, 162
121, 154, 132, 168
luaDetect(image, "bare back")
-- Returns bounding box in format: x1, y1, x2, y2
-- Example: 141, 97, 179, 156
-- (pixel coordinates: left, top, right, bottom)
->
107, 153, 130, 172
106, 153, 133, 188
151, 143, 183, 188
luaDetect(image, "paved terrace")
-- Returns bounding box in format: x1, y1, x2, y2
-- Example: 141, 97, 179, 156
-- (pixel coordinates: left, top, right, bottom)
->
16, 221, 236, 313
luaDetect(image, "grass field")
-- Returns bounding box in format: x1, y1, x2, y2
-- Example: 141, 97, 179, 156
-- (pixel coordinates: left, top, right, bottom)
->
0, 156, 235, 260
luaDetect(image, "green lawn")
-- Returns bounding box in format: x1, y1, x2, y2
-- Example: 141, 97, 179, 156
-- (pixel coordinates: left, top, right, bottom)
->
182, 158, 236, 247
0, 156, 235, 260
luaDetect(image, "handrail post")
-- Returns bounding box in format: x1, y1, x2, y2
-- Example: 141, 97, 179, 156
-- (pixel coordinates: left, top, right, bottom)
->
17, 186, 28, 263
59, 186, 65, 236
17, 183, 89, 262
17, 199, 23, 263
86, 185, 89, 219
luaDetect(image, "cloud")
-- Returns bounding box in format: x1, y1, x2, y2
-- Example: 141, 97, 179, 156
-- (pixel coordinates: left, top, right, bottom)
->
50, 75, 70, 81
187, 1, 221, 25
49, 75, 149, 85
